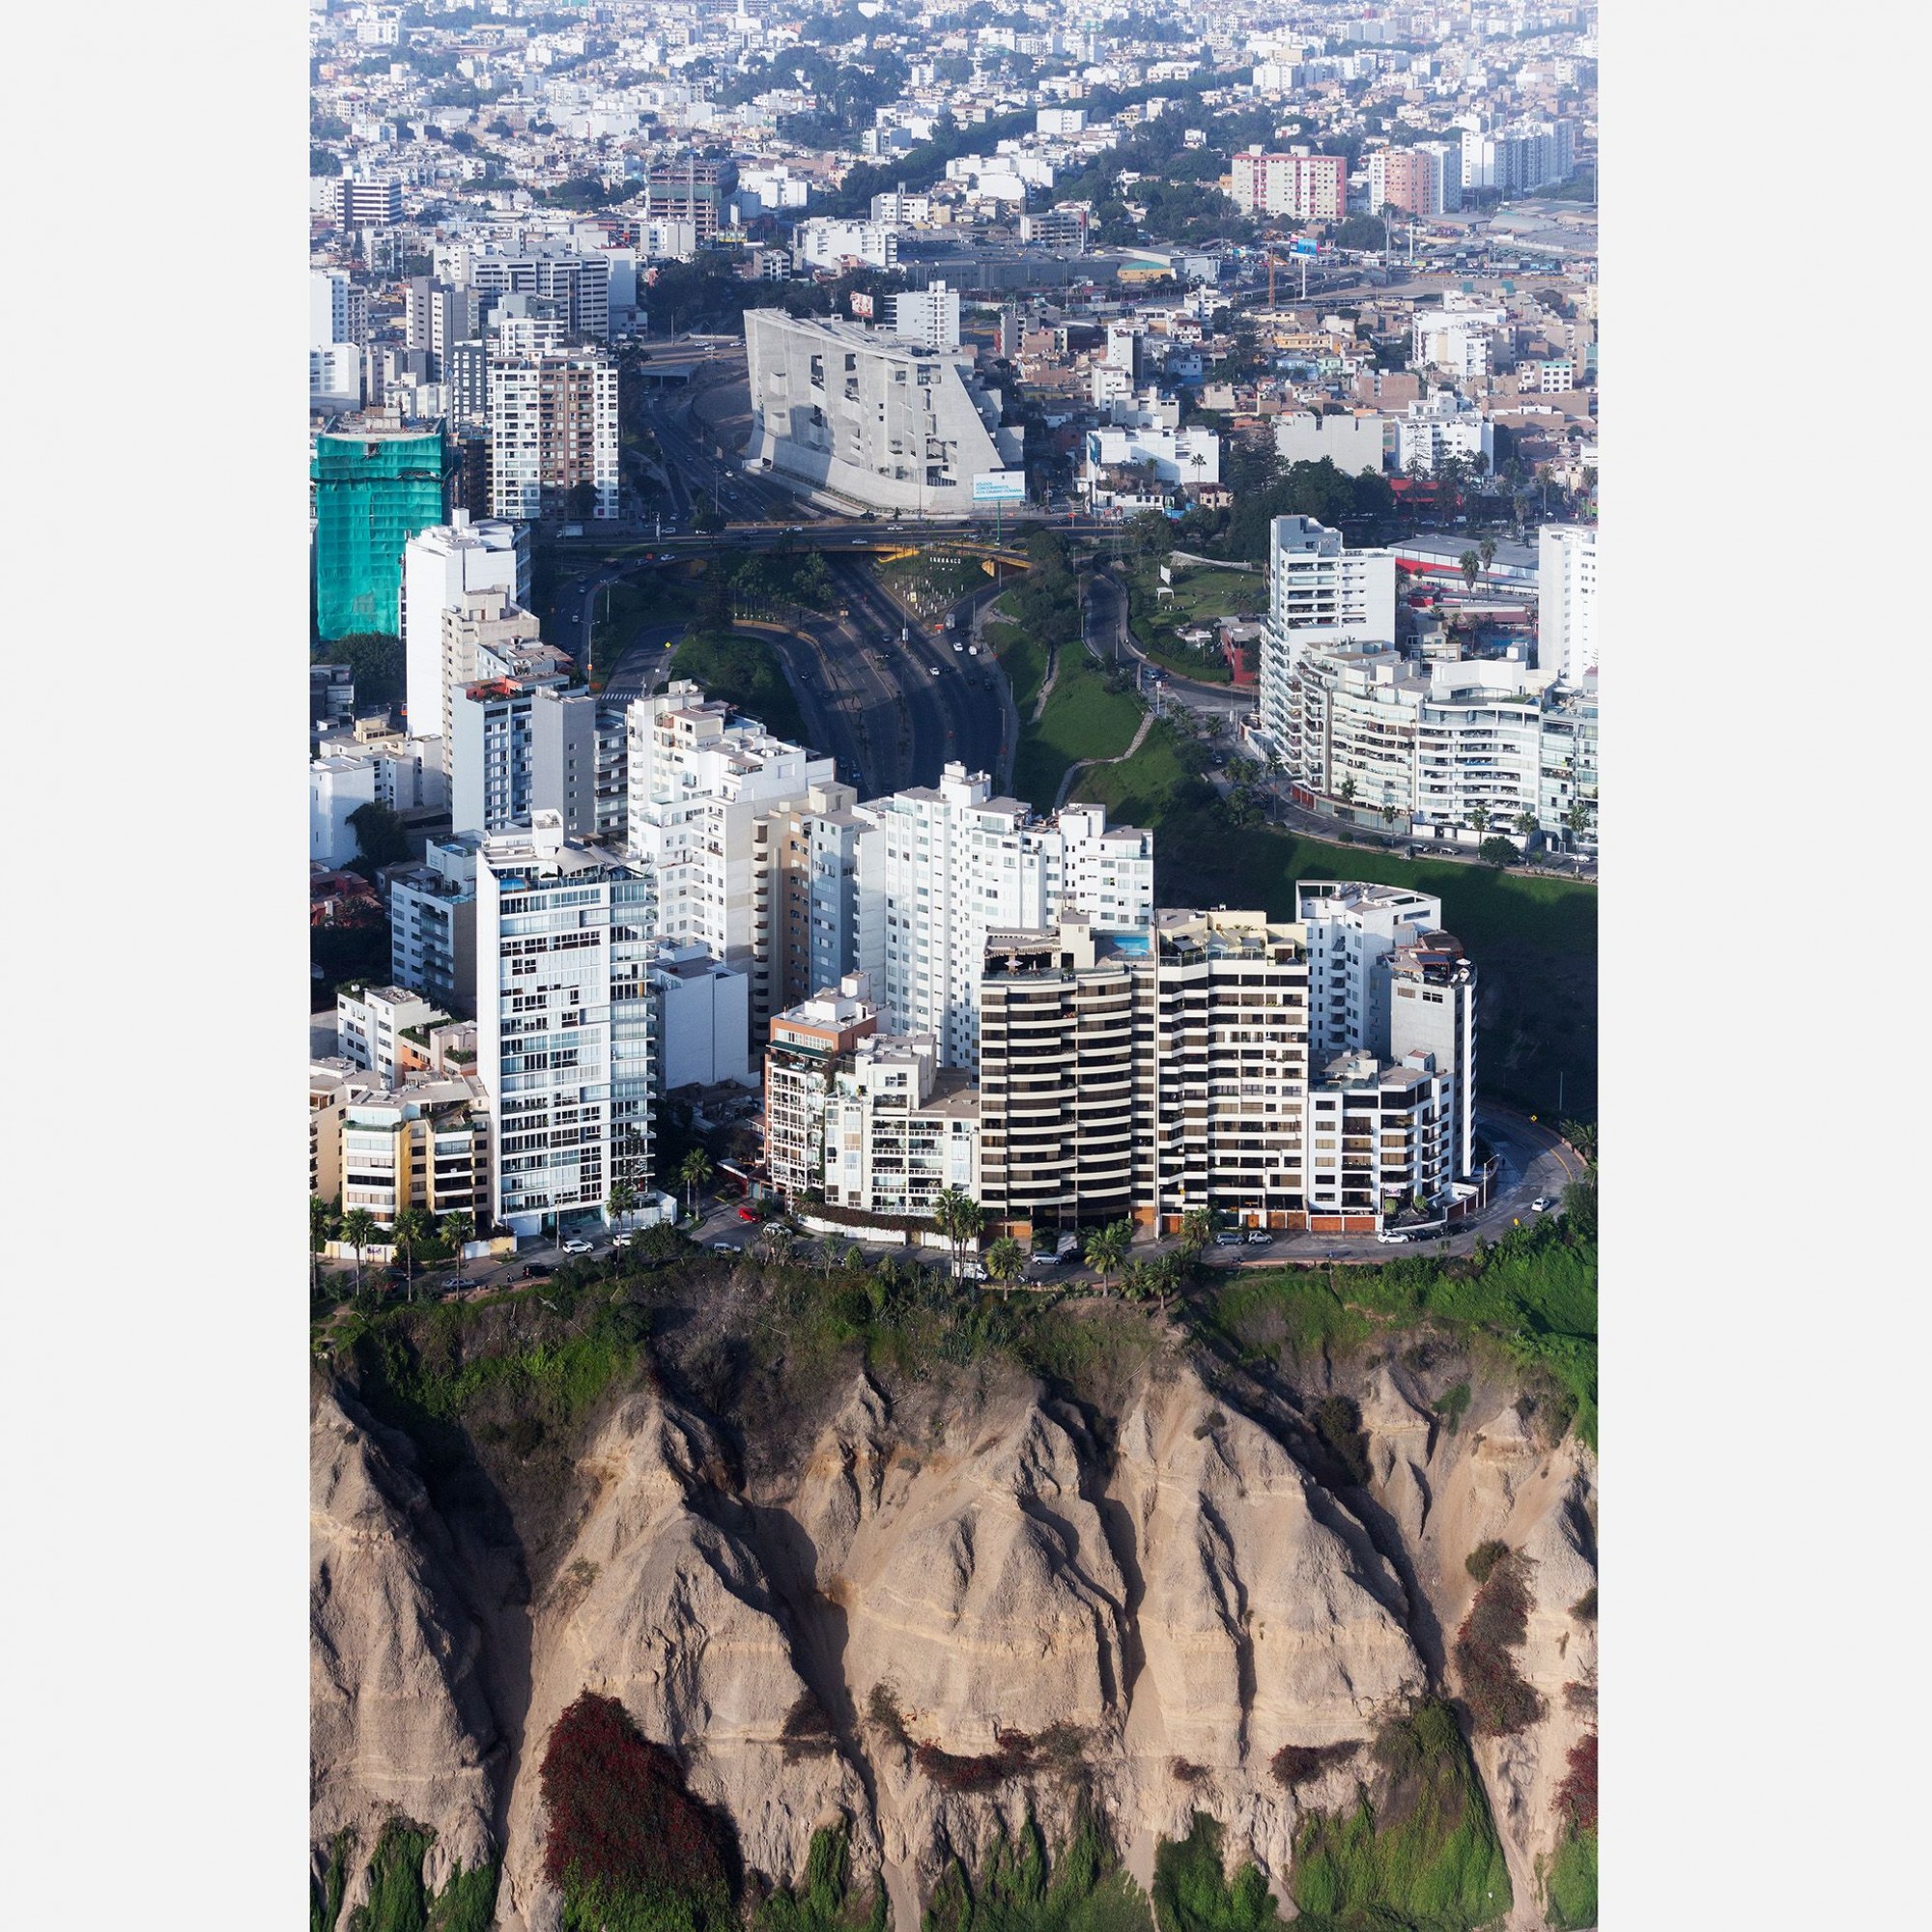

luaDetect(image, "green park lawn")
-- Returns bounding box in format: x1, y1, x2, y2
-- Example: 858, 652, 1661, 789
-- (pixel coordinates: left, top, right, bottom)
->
1011, 650, 1145, 810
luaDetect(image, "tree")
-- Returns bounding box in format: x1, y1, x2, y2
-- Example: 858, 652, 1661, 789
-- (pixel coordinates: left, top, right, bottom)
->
1459, 549, 1481, 595
984, 1235, 1028, 1300
677, 1148, 714, 1216
440, 1208, 475, 1271
1563, 797, 1593, 862
309, 1193, 335, 1297
316, 632, 405, 710
756, 1223, 796, 1268
389, 1206, 432, 1301
1478, 836, 1517, 868
340, 1208, 378, 1294
607, 1177, 639, 1232
346, 800, 411, 868
1339, 777, 1357, 806
1479, 537, 1497, 574
1514, 810, 1538, 843
1470, 802, 1492, 838
566, 479, 599, 522
1179, 1207, 1214, 1256
931, 1187, 985, 1276
1083, 1220, 1133, 1296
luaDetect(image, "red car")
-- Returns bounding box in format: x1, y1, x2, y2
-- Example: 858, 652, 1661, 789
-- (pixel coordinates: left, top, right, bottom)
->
736, 1205, 760, 1222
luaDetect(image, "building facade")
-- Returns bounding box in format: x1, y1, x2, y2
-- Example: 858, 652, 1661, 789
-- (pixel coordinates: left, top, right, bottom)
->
388, 836, 481, 1013
400, 513, 529, 736
488, 354, 620, 522
1538, 524, 1599, 683
1257, 514, 1399, 754
312, 424, 448, 640
744, 310, 1021, 516
477, 813, 658, 1236
854, 766, 1155, 1069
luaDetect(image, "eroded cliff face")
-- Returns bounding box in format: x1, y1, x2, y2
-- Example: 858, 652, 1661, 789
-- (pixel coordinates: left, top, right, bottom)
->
311, 1350, 1595, 1930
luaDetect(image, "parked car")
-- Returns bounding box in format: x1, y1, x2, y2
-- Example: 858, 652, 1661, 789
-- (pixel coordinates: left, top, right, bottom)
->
736, 1205, 760, 1222
611, 1233, 635, 1248
1214, 1230, 1245, 1247
519, 1263, 555, 1279
954, 1261, 988, 1282
561, 1237, 593, 1255
1376, 1231, 1408, 1245
710, 1240, 742, 1255
1244, 1231, 1273, 1246
450, 1276, 483, 1291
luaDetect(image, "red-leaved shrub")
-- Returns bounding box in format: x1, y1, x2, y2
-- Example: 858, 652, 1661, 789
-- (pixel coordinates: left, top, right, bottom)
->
1453, 1554, 1547, 1737
912, 1728, 1037, 1791
1556, 1731, 1598, 1833
538, 1690, 734, 1927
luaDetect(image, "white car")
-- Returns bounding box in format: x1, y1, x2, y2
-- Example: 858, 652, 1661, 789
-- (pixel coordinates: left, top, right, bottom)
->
1376, 1230, 1408, 1245
611, 1233, 634, 1248
952, 640, 965, 652
1531, 1196, 1552, 1212
561, 1237, 593, 1255
928, 665, 941, 676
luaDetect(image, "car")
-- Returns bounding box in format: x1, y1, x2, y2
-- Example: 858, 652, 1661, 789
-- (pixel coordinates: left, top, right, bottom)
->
451, 1276, 484, 1291
952, 639, 964, 651
561, 1237, 593, 1255
954, 1261, 988, 1282
967, 644, 980, 656
1530, 1196, 1552, 1212
611, 1233, 635, 1248
1214, 1230, 1245, 1247
928, 665, 940, 675
736, 1205, 761, 1222
1375, 1231, 1408, 1245
519, 1263, 555, 1280
1244, 1230, 1273, 1245
710, 1240, 742, 1255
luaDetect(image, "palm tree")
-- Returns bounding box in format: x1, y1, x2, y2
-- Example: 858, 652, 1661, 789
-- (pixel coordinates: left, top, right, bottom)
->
1478, 537, 1496, 574
1083, 1220, 1132, 1296
757, 1223, 796, 1268
440, 1208, 474, 1268
1179, 1207, 1214, 1256
1120, 1260, 1152, 1304
390, 1206, 432, 1302
1513, 809, 1537, 846
1563, 798, 1592, 865
931, 1187, 985, 1277
607, 1177, 639, 1233
309, 1193, 334, 1297
340, 1208, 378, 1295
984, 1235, 1027, 1300
1470, 802, 1491, 838
677, 1148, 714, 1217
1459, 549, 1481, 595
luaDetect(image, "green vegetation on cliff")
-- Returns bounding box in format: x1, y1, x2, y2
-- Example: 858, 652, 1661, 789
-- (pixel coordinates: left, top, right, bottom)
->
1290, 1702, 1511, 1932
320, 1817, 497, 1932
1151, 1814, 1277, 1932
1543, 1829, 1597, 1930
755, 1826, 887, 1932
923, 1810, 1152, 1932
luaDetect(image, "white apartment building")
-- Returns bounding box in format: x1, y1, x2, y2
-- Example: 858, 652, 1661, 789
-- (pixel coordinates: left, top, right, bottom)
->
1281, 640, 1585, 845
868, 189, 932, 226
400, 514, 529, 736
1394, 396, 1495, 476
1296, 882, 1445, 1063
310, 270, 368, 349
854, 765, 1155, 1070
743, 310, 1021, 516
1461, 120, 1575, 195
1305, 1051, 1457, 1226
764, 977, 880, 1202
1257, 514, 1399, 753
477, 813, 658, 1237
309, 735, 447, 864
310, 343, 364, 413
336, 983, 450, 1090
624, 685, 837, 1028
1273, 411, 1389, 475
449, 675, 599, 839
489, 354, 620, 522
1410, 301, 1505, 380
821, 1031, 980, 1221
435, 586, 544, 767
885, 280, 961, 351
1539, 685, 1600, 860
1386, 934, 1478, 1181
1080, 423, 1222, 506
773, 780, 865, 1013
389, 836, 480, 1014
653, 942, 753, 1091
1539, 524, 1599, 682
793, 218, 900, 270
434, 242, 611, 339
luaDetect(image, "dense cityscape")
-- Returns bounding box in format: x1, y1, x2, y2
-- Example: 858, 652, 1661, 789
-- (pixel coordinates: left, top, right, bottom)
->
307, 4, 1600, 1928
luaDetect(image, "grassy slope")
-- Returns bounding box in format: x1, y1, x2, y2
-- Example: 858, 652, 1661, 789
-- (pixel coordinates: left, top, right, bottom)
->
668, 630, 809, 745
1011, 651, 1144, 812
1074, 722, 1598, 1119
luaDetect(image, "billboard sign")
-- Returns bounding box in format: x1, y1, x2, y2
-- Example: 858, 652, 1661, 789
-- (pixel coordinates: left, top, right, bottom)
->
1290, 238, 1321, 257
972, 470, 1027, 504
849, 291, 874, 318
